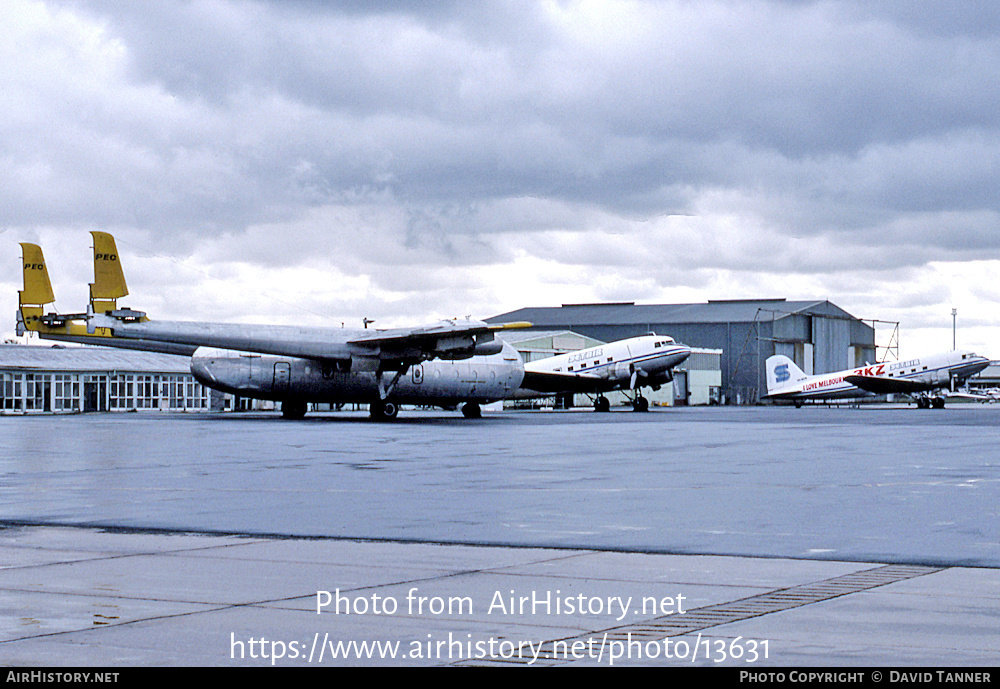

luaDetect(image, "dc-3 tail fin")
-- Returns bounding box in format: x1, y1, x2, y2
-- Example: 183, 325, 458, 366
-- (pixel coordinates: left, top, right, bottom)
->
16, 243, 56, 335
765, 355, 807, 396
90, 231, 128, 314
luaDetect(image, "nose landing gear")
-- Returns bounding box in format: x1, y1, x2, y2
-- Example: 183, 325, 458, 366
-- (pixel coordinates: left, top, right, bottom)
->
631, 395, 649, 412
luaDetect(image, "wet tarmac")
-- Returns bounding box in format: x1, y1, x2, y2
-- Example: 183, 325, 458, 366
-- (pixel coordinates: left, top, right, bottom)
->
3, 406, 999, 565
1, 405, 998, 666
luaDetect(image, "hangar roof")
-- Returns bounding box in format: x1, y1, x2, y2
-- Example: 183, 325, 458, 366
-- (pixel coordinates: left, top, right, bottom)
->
490, 299, 865, 326
0, 344, 191, 373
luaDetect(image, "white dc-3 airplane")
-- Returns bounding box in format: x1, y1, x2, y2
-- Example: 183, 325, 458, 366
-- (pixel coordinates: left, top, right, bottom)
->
516, 335, 692, 411
765, 351, 991, 408
17, 233, 533, 420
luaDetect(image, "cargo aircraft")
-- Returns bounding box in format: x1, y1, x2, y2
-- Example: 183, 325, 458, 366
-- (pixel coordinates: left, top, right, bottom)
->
16, 233, 530, 420
765, 352, 990, 408
516, 335, 691, 411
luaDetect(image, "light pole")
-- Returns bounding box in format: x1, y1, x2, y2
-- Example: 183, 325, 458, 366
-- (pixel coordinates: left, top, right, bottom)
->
952, 308, 957, 350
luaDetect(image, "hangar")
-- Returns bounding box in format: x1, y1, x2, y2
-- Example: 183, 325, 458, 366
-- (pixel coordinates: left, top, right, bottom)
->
489, 299, 879, 404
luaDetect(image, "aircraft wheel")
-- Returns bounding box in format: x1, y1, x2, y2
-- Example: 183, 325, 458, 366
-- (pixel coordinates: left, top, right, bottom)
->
281, 399, 307, 420
932, 397, 946, 409
594, 396, 611, 413
462, 402, 482, 419
370, 400, 399, 421
632, 396, 649, 412
916, 398, 930, 409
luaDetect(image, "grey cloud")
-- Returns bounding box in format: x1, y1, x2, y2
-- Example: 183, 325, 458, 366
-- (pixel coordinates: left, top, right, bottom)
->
24, 2, 1000, 226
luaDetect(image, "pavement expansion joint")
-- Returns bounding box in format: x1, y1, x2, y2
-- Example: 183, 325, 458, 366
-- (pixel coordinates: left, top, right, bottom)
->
454, 563, 947, 666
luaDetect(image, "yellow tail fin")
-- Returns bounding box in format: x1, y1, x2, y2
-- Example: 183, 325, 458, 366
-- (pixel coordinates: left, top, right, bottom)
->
17, 243, 56, 335
90, 231, 129, 314
16, 237, 126, 340
19, 243, 56, 306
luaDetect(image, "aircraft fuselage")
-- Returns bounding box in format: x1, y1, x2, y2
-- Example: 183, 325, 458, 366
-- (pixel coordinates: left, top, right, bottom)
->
525, 334, 691, 388
766, 350, 990, 402
190, 342, 525, 407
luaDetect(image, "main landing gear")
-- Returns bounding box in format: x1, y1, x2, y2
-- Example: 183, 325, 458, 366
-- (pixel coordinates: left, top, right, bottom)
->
915, 396, 945, 409
281, 399, 308, 420
592, 394, 650, 412
368, 401, 482, 420
369, 400, 400, 420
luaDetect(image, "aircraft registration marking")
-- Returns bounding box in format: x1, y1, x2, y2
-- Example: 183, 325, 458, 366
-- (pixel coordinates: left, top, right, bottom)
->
567, 348, 603, 364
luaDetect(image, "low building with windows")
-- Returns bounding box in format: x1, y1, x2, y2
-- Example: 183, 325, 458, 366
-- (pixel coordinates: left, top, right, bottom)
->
0, 344, 211, 414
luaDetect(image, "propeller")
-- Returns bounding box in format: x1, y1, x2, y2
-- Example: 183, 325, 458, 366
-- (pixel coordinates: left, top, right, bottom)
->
630, 367, 648, 390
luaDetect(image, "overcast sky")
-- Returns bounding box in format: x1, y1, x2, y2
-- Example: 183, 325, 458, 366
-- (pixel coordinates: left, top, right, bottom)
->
4, 0, 999, 357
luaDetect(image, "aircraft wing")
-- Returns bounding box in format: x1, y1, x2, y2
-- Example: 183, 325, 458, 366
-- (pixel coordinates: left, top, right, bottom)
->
33, 334, 198, 357
19, 232, 532, 366
843, 375, 934, 395
348, 320, 531, 359
79, 316, 531, 364
520, 370, 617, 394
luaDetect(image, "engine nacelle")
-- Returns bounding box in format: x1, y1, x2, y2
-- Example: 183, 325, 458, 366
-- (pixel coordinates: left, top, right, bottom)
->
435, 334, 503, 359
472, 339, 504, 356
648, 369, 674, 386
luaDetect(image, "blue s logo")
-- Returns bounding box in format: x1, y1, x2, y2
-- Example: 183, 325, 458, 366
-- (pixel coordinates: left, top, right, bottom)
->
775, 364, 790, 383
